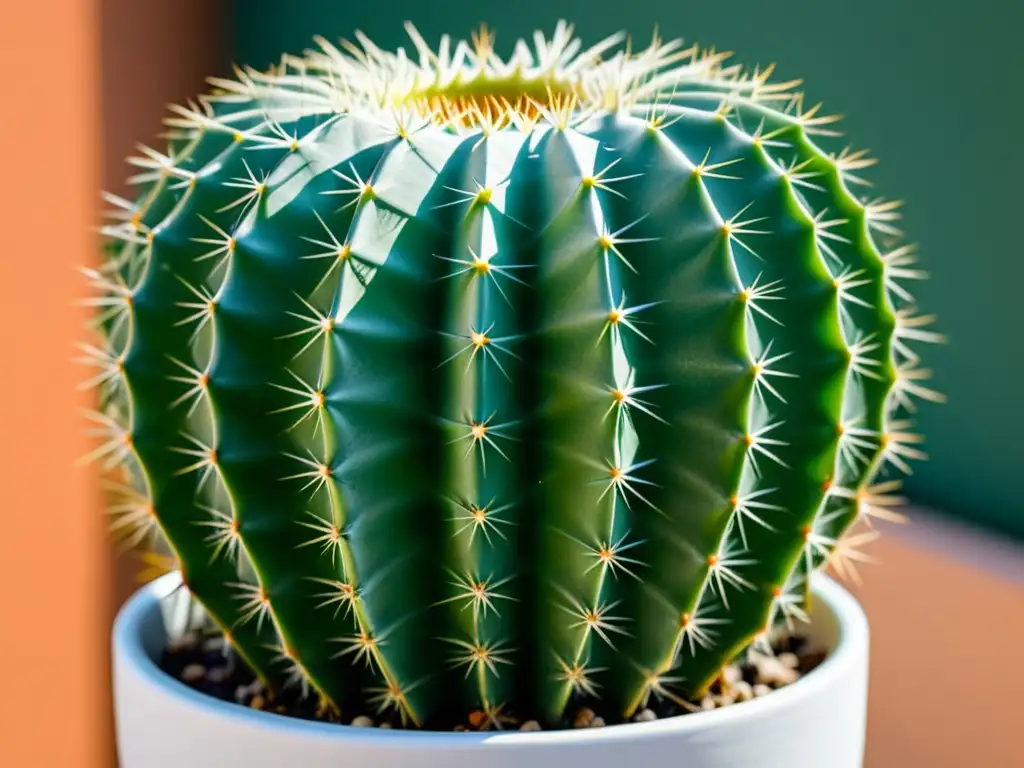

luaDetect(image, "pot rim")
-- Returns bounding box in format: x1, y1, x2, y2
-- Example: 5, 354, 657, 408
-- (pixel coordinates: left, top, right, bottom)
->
114, 570, 866, 748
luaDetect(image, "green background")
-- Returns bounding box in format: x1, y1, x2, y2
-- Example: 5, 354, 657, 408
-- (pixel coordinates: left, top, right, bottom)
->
233, 0, 1022, 538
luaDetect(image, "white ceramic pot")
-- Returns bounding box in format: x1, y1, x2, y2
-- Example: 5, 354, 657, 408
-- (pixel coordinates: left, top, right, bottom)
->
113, 572, 869, 767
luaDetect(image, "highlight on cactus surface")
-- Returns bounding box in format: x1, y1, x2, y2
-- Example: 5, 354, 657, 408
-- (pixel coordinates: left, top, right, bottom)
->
80, 20, 943, 729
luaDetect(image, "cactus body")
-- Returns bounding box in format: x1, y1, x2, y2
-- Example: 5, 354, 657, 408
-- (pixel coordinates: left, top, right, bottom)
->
84, 23, 939, 728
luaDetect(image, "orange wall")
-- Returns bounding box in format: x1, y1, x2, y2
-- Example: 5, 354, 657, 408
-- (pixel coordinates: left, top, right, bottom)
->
0, 3, 224, 766
0, 2, 105, 767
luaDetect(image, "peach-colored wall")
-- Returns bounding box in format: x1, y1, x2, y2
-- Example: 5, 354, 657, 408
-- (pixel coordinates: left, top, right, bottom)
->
0, 2, 105, 767
0, 3, 223, 766
853, 530, 1024, 766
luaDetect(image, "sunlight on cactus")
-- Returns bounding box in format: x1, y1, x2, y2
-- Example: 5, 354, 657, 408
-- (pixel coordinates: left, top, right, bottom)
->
80, 21, 942, 728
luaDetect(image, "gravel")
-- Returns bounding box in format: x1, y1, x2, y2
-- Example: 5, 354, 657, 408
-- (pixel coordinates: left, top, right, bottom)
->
161, 630, 825, 732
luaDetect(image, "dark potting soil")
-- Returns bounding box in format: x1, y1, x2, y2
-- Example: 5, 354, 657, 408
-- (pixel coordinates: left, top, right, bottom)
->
159, 632, 826, 732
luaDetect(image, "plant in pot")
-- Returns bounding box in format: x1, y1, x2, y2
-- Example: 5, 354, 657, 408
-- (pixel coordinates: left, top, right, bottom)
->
82, 20, 942, 768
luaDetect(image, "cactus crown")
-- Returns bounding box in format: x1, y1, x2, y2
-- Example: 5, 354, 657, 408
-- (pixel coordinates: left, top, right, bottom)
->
278, 22, 765, 124
83, 21, 941, 729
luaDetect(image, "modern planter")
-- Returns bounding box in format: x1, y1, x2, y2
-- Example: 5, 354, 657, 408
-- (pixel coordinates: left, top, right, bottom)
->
113, 571, 869, 767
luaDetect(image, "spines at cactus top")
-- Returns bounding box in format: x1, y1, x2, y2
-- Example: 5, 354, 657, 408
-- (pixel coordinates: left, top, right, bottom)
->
80, 21, 942, 729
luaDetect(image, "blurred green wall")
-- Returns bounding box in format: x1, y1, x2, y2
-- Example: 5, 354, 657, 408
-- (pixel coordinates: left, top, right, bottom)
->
234, 0, 1023, 538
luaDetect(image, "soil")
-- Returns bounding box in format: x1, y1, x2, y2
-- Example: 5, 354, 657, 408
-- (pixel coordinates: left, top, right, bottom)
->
159, 632, 826, 732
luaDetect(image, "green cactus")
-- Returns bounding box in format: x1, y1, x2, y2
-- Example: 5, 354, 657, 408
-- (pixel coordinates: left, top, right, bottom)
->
82, 21, 942, 728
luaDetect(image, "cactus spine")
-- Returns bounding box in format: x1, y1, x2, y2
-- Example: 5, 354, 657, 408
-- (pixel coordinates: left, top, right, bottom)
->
82, 22, 941, 728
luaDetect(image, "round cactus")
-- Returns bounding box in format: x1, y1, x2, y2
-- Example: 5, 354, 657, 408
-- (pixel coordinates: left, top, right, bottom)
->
82, 21, 942, 728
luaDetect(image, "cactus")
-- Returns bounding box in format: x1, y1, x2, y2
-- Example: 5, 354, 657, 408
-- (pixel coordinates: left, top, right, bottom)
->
82, 21, 942, 729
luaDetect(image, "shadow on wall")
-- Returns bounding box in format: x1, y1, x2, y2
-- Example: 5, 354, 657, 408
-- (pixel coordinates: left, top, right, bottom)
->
233, 0, 1024, 540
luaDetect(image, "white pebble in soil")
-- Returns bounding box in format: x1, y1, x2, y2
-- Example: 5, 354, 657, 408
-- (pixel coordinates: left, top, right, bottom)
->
202, 636, 225, 654
233, 680, 264, 703
753, 684, 772, 698
520, 720, 542, 731
590, 717, 606, 728
633, 708, 657, 722
755, 656, 799, 687
733, 681, 754, 702
350, 716, 375, 727
712, 692, 736, 707
166, 634, 199, 655
723, 665, 743, 686
777, 652, 800, 670
206, 666, 230, 684
181, 664, 205, 684
572, 708, 596, 728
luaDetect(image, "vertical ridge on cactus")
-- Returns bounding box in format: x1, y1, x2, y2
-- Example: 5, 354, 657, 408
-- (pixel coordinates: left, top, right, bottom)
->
81, 20, 941, 729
